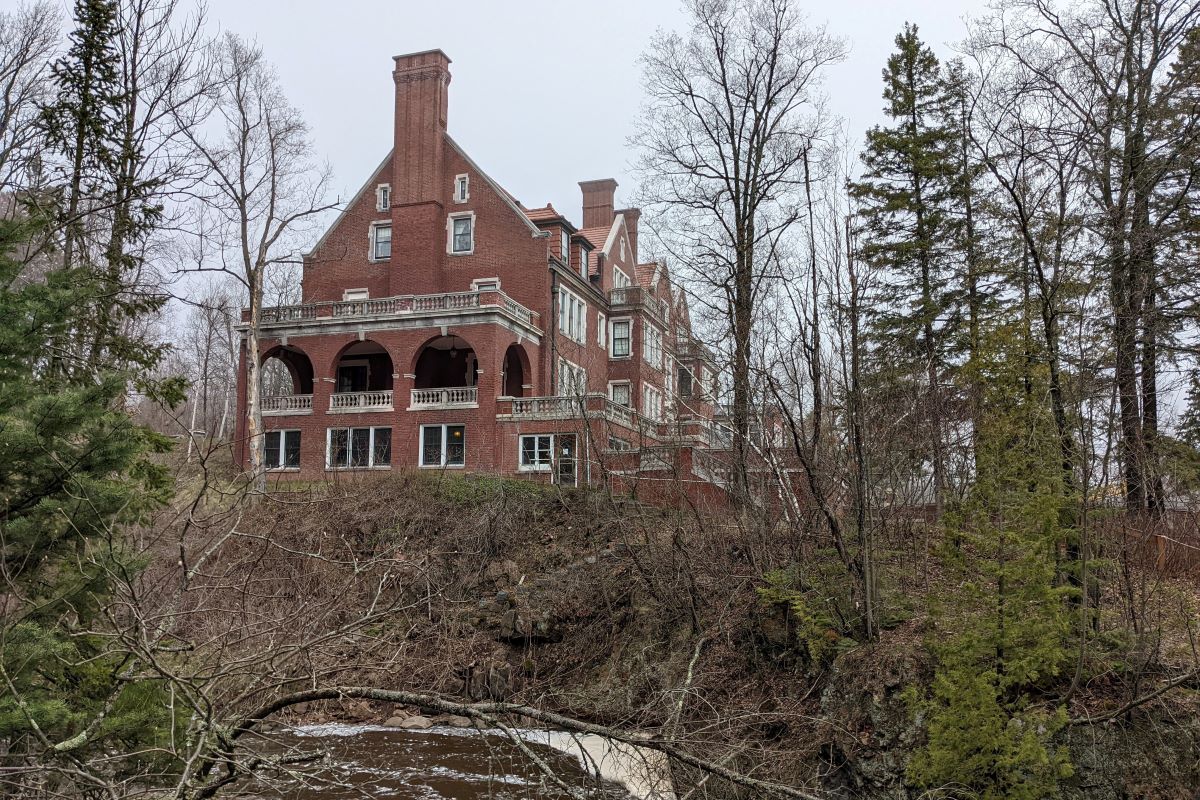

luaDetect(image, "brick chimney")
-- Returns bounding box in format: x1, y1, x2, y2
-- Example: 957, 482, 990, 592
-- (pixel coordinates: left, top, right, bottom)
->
392, 49, 451, 206
617, 207, 641, 263
579, 178, 617, 229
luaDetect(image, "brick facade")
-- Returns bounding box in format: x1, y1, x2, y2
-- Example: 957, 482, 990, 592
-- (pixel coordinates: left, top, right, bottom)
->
236, 49, 730, 501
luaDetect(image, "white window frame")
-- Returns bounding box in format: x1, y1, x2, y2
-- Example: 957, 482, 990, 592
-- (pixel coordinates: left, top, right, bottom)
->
264, 429, 301, 470
419, 423, 466, 468
447, 211, 475, 255
613, 267, 632, 289
370, 222, 391, 261
343, 288, 369, 301
325, 426, 391, 470
557, 357, 586, 397
558, 287, 587, 344
376, 183, 390, 211
561, 229, 570, 269
597, 312, 607, 347
608, 380, 631, 407
453, 173, 470, 203
641, 384, 663, 422
580, 247, 589, 279
610, 317, 632, 358
518, 433, 554, 472
470, 277, 501, 291
643, 324, 664, 371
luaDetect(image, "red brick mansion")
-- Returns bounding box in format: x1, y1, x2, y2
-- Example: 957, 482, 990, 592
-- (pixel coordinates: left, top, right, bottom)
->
236, 49, 731, 496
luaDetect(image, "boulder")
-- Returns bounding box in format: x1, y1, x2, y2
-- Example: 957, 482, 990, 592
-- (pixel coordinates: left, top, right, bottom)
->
383, 716, 407, 727
398, 715, 434, 730
445, 715, 473, 728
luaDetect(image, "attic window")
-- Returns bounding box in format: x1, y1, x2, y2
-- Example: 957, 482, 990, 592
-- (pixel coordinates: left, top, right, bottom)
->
454, 174, 469, 203
580, 247, 589, 279
620, 237, 627, 261
561, 229, 570, 268
376, 184, 390, 211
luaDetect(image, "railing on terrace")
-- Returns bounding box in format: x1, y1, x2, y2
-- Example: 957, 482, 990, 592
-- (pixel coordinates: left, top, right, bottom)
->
329, 390, 393, 412
262, 394, 313, 414
692, 448, 732, 488
608, 286, 666, 324
257, 289, 538, 328
409, 387, 478, 408
498, 393, 653, 434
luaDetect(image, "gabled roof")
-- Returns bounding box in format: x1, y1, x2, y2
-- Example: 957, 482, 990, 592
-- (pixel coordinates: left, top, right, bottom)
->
635, 262, 660, 289
523, 204, 564, 223
578, 225, 611, 251
447, 136, 548, 239
304, 149, 393, 258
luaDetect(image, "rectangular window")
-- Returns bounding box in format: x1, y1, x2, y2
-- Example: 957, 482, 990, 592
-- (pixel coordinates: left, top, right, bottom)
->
421, 424, 466, 467
643, 325, 663, 370
451, 216, 473, 253
558, 288, 587, 344
372, 224, 391, 260
326, 427, 390, 469
597, 313, 607, 347
613, 267, 632, 289
264, 430, 301, 469
558, 357, 586, 396
642, 384, 663, 421
610, 319, 631, 357
454, 174, 469, 202
376, 184, 390, 211
561, 229, 570, 268
519, 434, 553, 471
580, 247, 589, 279
678, 365, 694, 398
610, 382, 631, 406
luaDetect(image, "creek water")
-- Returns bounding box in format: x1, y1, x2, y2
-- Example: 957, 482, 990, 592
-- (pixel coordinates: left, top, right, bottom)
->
243, 723, 634, 799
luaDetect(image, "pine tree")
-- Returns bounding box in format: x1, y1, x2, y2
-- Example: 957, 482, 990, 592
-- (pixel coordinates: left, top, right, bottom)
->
0, 208, 177, 784
849, 23, 964, 517
908, 324, 1075, 799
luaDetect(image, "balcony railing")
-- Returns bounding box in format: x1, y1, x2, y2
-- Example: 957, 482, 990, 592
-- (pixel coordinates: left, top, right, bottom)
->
498, 393, 655, 434
257, 289, 539, 329
262, 394, 313, 415
329, 390, 393, 412
409, 386, 478, 408
608, 286, 666, 324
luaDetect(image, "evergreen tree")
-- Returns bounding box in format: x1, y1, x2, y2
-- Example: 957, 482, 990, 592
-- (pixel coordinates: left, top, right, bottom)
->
0, 210, 177, 786
908, 324, 1075, 799
849, 23, 965, 516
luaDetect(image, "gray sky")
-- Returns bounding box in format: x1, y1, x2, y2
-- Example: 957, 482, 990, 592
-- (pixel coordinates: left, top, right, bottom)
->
202, 0, 991, 227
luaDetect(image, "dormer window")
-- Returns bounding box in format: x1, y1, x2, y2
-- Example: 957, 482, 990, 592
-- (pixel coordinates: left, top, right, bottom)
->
454, 174, 469, 203
376, 184, 390, 211
580, 247, 589, 279
561, 229, 570, 268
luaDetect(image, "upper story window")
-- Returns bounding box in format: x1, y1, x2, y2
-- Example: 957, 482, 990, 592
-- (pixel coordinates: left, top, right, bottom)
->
597, 312, 607, 347
659, 298, 670, 323
448, 212, 474, 255
609, 381, 630, 407
642, 384, 662, 421
558, 287, 587, 344
343, 288, 369, 301
678, 365, 694, 398
644, 324, 663, 371
376, 184, 390, 211
454, 174, 469, 203
620, 237, 627, 262
580, 247, 589, 279
561, 229, 570, 268
371, 223, 391, 260
610, 318, 631, 358
558, 357, 586, 396
613, 267, 632, 289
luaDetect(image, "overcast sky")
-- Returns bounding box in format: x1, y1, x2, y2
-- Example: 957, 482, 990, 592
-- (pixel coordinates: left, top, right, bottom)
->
200, 0, 991, 228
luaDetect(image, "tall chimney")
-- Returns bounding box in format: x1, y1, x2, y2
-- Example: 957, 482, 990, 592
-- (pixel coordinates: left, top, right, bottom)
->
617, 207, 641, 263
392, 49, 452, 206
579, 178, 617, 229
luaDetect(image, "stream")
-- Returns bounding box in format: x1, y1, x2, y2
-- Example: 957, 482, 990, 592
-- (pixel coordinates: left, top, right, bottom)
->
242, 723, 640, 799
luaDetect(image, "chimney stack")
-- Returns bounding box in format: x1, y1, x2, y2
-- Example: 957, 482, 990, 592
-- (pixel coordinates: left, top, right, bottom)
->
579, 178, 617, 229
392, 49, 452, 206
617, 207, 641, 263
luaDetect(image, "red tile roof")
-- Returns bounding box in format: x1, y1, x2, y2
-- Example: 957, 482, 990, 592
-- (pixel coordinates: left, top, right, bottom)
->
635, 262, 658, 288
523, 204, 564, 223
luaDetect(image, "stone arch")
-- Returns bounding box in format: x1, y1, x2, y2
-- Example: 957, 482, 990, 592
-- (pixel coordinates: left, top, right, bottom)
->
500, 342, 531, 397
260, 344, 314, 395
411, 334, 478, 389
331, 339, 394, 393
